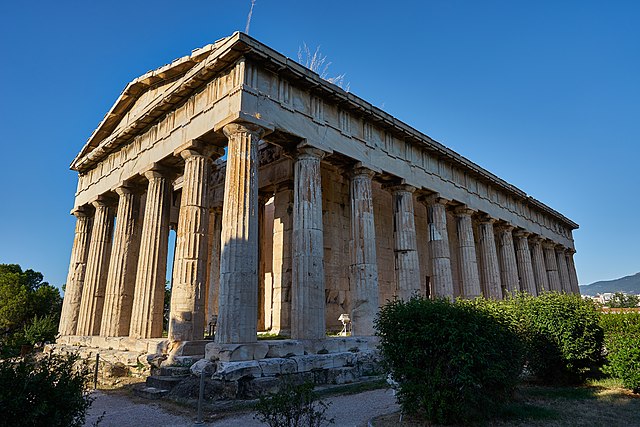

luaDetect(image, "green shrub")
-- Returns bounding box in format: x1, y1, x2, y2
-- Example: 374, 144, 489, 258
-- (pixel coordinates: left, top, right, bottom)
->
514, 292, 604, 384
601, 312, 640, 392
254, 381, 334, 427
0, 353, 93, 427
375, 297, 524, 424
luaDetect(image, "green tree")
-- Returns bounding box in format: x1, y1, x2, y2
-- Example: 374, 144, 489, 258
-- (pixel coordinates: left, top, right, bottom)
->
608, 292, 640, 308
0, 264, 61, 355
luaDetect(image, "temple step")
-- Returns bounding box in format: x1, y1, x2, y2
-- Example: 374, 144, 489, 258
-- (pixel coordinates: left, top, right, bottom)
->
145, 375, 185, 390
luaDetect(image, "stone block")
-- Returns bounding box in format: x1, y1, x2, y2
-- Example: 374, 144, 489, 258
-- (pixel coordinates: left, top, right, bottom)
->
213, 360, 262, 382
190, 359, 215, 376
265, 340, 304, 358
239, 377, 281, 399
258, 359, 284, 376
205, 342, 269, 362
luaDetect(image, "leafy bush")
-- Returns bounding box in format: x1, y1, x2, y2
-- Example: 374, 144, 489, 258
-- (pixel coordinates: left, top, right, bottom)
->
0, 353, 93, 427
513, 292, 604, 384
601, 312, 640, 392
254, 381, 334, 427
375, 297, 524, 424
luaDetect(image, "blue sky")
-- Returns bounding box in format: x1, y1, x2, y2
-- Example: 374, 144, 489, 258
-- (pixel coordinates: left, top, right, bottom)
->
0, 1, 638, 288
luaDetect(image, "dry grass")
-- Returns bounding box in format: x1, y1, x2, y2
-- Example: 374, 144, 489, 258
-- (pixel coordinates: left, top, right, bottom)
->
371, 379, 640, 427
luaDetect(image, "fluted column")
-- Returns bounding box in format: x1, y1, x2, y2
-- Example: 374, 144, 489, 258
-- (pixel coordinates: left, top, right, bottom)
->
77, 198, 114, 336
206, 207, 222, 327
101, 186, 141, 337
478, 217, 502, 299
169, 141, 222, 341
529, 236, 549, 293
514, 231, 537, 296
129, 168, 171, 339
454, 207, 481, 298
424, 195, 453, 300
556, 246, 572, 293
271, 183, 294, 336
543, 241, 562, 292
59, 207, 93, 336
291, 146, 326, 340
349, 166, 379, 336
387, 184, 420, 300
217, 124, 264, 344
566, 249, 580, 294
497, 225, 519, 295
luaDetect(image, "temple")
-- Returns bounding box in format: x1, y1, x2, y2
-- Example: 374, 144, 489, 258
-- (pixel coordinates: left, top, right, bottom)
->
58, 32, 579, 357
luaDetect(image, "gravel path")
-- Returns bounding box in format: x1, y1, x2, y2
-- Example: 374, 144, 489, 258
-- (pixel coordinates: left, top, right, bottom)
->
84, 388, 399, 427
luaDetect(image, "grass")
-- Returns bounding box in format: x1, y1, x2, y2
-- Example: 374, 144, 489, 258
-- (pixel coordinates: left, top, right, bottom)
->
371, 381, 640, 427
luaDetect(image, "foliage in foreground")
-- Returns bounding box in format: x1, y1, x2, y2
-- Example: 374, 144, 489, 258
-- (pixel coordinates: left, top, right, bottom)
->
511, 292, 604, 384
600, 311, 640, 392
375, 297, 524, 424
0, 353, 93, 427
0, 264, 62, 357
254, 381, 334, 427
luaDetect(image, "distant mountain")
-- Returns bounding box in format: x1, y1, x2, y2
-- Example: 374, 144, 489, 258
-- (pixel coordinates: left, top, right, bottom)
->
580, 272, 640, 296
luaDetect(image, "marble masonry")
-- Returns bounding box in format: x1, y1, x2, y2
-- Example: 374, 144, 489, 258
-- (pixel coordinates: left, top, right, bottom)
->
57, 33, 580, 383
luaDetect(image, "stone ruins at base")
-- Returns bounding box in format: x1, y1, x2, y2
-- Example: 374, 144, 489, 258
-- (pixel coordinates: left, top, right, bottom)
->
56, 33, 580, 390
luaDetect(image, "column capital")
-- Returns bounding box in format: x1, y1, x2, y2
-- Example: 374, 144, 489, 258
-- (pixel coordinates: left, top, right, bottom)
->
350, 165, 376, 179
566, 248, 577, 255
420, 193, 450, 206
542, 240, 557, 249
477, 215, 497, 225
91, 195, 116, 209
495, 223, 515, 234
70, 206, 92, 218
555, 244, 567, 253
383, 183, 416, 194
528, 234, 544, 244
222, 122, 267, 139
295, 145, 327, 161
513, 230, 531, 239
275, 180, 294, 192
141, 163, 173, 181
454, 206, 475, 217
114, 181, 143, 197
174, 139, 225, 160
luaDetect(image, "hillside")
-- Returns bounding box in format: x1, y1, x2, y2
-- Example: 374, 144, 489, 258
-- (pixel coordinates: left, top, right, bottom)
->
580, 272, 640, 296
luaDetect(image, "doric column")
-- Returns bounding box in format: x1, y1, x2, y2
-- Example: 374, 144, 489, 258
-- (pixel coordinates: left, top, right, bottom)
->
217, 124, 264, 344
478, 217, 502, 299
101, 185, 142, 337
454, 207, 481, 298
76, 198, 114, 336
169, 140, 222, 341
514, 231, 537, 296
129, 168, 171, 339
566, 249, 580, 294
271, 182, 294, 336
387, 184, 420, 300
529, 236, 549, 293
542, 241, 562, 292
59, 207, 93, 336
497, 224, 519, 295
206, 207, 222, 328
349, 166, 379, 336
291, 146, 326, 340
425, 195, 454, 300
556, 245, 572, 293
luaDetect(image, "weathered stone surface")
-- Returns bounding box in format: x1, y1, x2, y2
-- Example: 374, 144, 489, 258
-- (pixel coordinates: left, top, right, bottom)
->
478, 218, 502, 299
264, 340, 304, 358
190, 359, 215, 376
213, 360, 262, 381
543, 241, 562, 292
455, 207, 481, 298
530, 236, 550, 293
205, 342, 269, 362
424, 195, 453, 299
514, 231, 537, 296
497, 225, 519, 295
291, 146, 326, 340
556, 246, 572, 293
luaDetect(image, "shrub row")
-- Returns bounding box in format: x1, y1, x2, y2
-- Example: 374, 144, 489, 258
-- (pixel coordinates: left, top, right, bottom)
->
375, 292, 605, 424
600, 311, 640, 392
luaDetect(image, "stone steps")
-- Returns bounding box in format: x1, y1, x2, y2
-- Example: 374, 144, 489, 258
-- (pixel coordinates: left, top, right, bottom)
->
134, 386, 170, 399
151, 366, 192, 377
146, 375, 185, 390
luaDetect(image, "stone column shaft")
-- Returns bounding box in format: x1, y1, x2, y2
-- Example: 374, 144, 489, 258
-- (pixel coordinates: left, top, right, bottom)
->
455, 207, 481, 298
543, 242, 562, 292
291, 146, 326, 340
426, 196, 453, 300
59, 208, 93, 336
514, 232, 537, 296
77, 200, 114, 336
206, 209, 222, 326
129, 169, 171, 339
217, 124, 263, 344
556, 246, 572, 293
478, 219, 502, 299
101, 186, 141, 337
566, 250, 580, 294
271, 183, 293, 336
388, 185, 420, 300
349, 167, 379, 336
529, 237, 549, 293
169, 141, 221, 341
497, 225, 519, 295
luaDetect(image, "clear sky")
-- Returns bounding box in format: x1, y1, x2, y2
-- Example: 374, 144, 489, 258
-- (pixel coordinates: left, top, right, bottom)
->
0, 1, 638, 289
